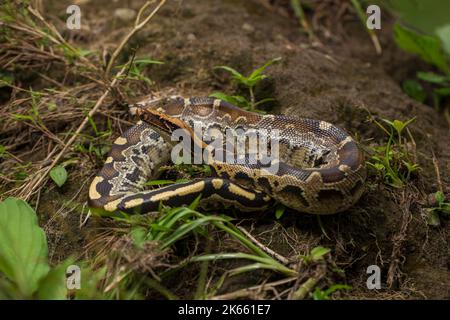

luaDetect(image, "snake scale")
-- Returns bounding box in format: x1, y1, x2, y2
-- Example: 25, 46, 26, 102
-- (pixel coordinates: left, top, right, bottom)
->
88, 96, 366, 215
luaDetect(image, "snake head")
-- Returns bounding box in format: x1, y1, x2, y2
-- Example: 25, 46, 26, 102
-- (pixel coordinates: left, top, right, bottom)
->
129, 95, 208, 150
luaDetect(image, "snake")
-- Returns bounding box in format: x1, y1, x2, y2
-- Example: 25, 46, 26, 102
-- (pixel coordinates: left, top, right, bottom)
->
88, 96, 366, 215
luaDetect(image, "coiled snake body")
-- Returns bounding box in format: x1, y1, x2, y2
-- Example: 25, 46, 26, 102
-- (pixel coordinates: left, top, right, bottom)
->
88, 97, 366, 215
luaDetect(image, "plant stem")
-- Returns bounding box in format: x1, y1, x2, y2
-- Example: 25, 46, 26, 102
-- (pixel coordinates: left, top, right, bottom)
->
350, 0, 382, 55
292, 277, 319, 300
105, 0, 166, 75
249, 86, 255, 111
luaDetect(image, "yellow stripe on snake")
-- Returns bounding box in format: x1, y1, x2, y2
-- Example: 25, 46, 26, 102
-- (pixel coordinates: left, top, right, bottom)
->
88, 97, 366, 215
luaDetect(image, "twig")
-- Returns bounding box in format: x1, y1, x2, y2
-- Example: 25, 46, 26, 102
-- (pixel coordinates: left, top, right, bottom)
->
210, 277, 297, 300
22, 66, 128, 200
27, 6, 97, 70
105, 0, 167, 75
237, 226, 290, 265
431, 149, 443, 194
350, 0, 382, 55
290, 0, 318, 42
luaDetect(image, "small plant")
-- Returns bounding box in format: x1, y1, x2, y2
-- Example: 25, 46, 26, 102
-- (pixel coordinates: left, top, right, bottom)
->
211, 57, 281, 112
0, 197, 69, 299
299, 246, 331, 264
312, 284, 351, 300
104, 197, 297, 299
430, 191, 450, 214
49, 165, 68, 187
75, 115, 113, 161
368, 117, 420, 188
425, 191, 450, 226
394, 24, 450, 111
116, 57, 164, 86
274, 204, 286, 219
0, 197, 139, 299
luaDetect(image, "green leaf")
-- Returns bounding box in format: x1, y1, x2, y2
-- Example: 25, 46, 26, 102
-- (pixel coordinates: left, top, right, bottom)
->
434, 191, 445, 204
402, 79, 427, 102
130, 227, 148, 248
214, 66, 245, 82
254, 98, 275, 107
0, 71, 14, 88
394, 24, 449, 73
312, 288, 328, 300
50, 165, 68, 187
209, 92, 250, 109
188, 194, 202, 211
0, 198, 50, 297
310, 246, 330, 261
417, 71, 448, 84
434, 87, 450, 97
440, 204, 450, 214
324, 284, 352, 295
0, 144, 6, 157
248, 57, 281, 80
145, 179, 175, 186
11, 113, 34, 122
426, 209, 440, 226
37, 261, 70, 300
312, 284, 351, 300
275, 205, 285, 219
436, 24, 450, 56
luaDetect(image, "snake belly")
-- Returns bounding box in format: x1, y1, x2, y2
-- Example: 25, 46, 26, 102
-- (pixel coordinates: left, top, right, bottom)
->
88, 96, 366, 215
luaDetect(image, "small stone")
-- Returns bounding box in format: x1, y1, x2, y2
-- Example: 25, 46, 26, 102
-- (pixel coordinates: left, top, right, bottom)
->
114, 8, 137, 22
242, 23, 255, 33
187, 33, 197, 41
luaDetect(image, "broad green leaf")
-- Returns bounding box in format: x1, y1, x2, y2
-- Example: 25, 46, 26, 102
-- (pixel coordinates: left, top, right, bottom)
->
417, 71, 448, 84
37, 261, 70, 300
50, 165, 68, 187
436, 24, 450, 56
378, 0, 450, 37
0, 198, 50, 297
402, 79, 426, 102
434, 87, 450, 97
394, 24, 449, 73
